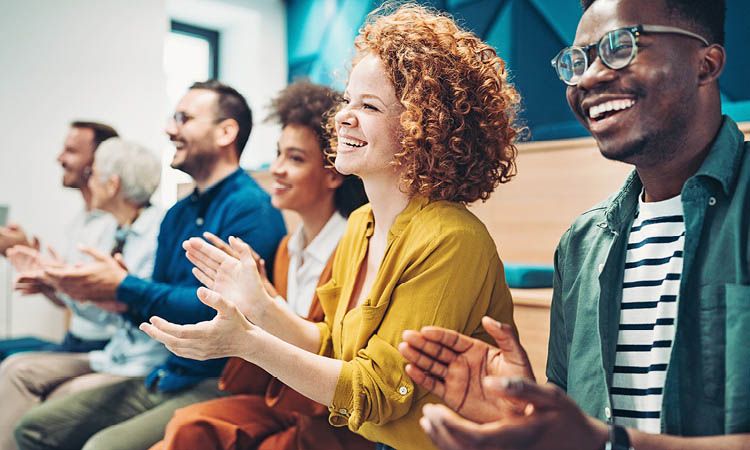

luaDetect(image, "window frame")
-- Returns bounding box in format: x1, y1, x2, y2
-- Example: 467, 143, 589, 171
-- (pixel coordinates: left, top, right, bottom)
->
169, 20, 220, 79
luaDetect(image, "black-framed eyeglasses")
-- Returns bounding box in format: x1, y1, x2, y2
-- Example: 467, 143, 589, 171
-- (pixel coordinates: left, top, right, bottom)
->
171, 111, 226, 126
551, 24, 710, 86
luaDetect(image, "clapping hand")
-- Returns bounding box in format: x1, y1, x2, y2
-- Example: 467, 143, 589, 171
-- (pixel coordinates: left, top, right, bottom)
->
183, 234, 275, 320
140, 287, 258, 361
399, 316, 535, 423
419, 378, 607, 450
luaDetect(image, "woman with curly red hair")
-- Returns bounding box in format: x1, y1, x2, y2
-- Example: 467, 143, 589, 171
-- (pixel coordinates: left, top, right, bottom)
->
142, 4, 524, 450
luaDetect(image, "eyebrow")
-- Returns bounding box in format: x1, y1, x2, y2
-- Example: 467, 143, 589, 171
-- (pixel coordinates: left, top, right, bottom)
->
343, 91, 387, 105
279, 145, 311, 155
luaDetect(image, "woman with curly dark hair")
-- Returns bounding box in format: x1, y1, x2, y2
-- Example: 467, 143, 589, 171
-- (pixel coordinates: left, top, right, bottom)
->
142, 4, 523, 450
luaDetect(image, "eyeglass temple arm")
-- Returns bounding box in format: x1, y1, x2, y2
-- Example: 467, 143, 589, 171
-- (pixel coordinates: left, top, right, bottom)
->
640, 25, 710, 46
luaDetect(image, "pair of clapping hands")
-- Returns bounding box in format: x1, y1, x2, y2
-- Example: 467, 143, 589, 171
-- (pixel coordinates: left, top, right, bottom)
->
139, 233, 279, 361
399, 319, 607, 450
7, 243, 130, 313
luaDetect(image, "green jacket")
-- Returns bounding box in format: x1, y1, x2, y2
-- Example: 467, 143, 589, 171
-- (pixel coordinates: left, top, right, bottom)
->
547, 116, 750, 435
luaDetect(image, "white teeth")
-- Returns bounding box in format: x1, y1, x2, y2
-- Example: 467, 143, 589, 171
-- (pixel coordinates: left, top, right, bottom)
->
589, 99, 635, 119
340, 137, 367, 148
272, 182, 289, 190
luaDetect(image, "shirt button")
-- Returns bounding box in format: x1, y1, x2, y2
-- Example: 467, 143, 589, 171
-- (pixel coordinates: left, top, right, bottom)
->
708, 197, 717, 206
604, 406, 612, 419
398, 386, 408, 395
196, 217, 204, 226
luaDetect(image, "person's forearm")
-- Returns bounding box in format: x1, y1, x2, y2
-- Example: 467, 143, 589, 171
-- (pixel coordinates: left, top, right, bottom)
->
629, 430, 750, 450
254, 297, 322, 353
241, 326, 342, 406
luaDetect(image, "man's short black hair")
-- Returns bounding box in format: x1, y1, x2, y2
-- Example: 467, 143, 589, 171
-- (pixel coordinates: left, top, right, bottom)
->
190, 80, 253, 158
70, 121, 119, 150
580, 0, 726, 45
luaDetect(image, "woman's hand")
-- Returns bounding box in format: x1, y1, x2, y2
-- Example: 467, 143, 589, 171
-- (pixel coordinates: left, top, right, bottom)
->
183, 235, 275, 321
202, 232, 278, 297
399, 316, 535, 423
139, 286, 260, 361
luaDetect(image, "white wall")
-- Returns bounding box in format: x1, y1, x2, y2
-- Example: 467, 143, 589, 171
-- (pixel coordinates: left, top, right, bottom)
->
0, 0, 286, 340
0, 0, 169, 339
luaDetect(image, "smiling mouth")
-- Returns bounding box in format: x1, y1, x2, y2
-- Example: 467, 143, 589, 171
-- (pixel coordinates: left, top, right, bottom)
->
272, 181, 291, 191
588, 99, 636, 121
339, 137, 368, 148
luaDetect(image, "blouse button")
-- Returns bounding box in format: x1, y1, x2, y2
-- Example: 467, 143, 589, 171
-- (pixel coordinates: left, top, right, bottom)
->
399, 386, 408, 395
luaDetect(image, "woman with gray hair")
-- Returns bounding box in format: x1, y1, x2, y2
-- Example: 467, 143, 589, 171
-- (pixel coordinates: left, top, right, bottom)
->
0, 138, 168, 447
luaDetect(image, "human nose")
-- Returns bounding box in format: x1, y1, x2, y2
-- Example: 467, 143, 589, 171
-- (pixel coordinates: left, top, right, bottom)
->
576, 55, 617, 91
270, 155, 285, 176
165, 117, 178, 138
335, 105, 357, 128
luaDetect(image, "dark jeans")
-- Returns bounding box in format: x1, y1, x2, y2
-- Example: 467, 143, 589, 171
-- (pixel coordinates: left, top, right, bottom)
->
0, 332, 109, 361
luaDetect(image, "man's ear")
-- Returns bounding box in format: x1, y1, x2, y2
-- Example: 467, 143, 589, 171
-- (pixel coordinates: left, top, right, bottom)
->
698, 44, 726, 86
107, 174, 121, 198
215, 118, 240, 148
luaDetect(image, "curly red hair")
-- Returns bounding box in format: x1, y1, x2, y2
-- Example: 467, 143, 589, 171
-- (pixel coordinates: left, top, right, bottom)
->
328, 3, 520, 203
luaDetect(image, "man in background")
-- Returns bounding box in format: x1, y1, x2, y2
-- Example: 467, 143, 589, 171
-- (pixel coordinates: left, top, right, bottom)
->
1, 121, 119, 357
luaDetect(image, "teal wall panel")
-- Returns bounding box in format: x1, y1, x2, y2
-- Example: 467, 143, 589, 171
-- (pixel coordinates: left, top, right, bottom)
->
287, 0, 750, 140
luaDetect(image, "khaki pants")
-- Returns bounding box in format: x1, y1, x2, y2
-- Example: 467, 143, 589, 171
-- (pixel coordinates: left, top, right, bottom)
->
14, 376, 223, 450
0, 352, 125, 450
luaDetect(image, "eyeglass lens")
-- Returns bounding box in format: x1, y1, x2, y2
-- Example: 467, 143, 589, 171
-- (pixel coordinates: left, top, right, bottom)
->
556, 28, 637, 84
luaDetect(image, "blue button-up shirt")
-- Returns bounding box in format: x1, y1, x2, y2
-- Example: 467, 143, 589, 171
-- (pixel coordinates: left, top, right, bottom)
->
116, 168, 286, 392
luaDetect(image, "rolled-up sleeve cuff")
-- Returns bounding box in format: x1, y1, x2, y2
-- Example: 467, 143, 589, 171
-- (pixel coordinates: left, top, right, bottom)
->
116, 274, 148, 307
328, 360, 365, 429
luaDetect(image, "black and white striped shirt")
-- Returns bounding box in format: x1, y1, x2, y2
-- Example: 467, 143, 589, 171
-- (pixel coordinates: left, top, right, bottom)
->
611, 193, 684, 433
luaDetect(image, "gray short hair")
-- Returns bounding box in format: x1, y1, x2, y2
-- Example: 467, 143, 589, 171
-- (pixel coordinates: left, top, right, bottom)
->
94, 138, 161, 206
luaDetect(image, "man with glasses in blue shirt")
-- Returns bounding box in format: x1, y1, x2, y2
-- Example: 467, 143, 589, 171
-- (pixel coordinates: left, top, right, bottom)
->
14, 81, 286, 450
399, 0, 750, 449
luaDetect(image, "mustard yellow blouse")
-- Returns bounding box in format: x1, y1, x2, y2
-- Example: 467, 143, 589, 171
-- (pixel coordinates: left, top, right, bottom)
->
315, 196, 515, 450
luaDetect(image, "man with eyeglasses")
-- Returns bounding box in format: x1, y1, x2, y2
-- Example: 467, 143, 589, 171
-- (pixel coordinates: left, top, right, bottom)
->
14, 81, 286, 450
398, 0, 750, 449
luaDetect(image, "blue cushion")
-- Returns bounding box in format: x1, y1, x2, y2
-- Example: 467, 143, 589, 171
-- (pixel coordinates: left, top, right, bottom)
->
504, 264, 554, 288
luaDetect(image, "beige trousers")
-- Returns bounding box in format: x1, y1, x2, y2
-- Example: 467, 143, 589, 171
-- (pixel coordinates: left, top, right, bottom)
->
0, 352, 125, 450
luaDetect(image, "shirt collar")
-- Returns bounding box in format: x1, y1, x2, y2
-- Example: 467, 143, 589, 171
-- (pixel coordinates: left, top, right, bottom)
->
361, 196, 431, 242
288, 212, 347, 265
189, 167, 245, 204
605, 115, 746, 230
690, 115, 745, 197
